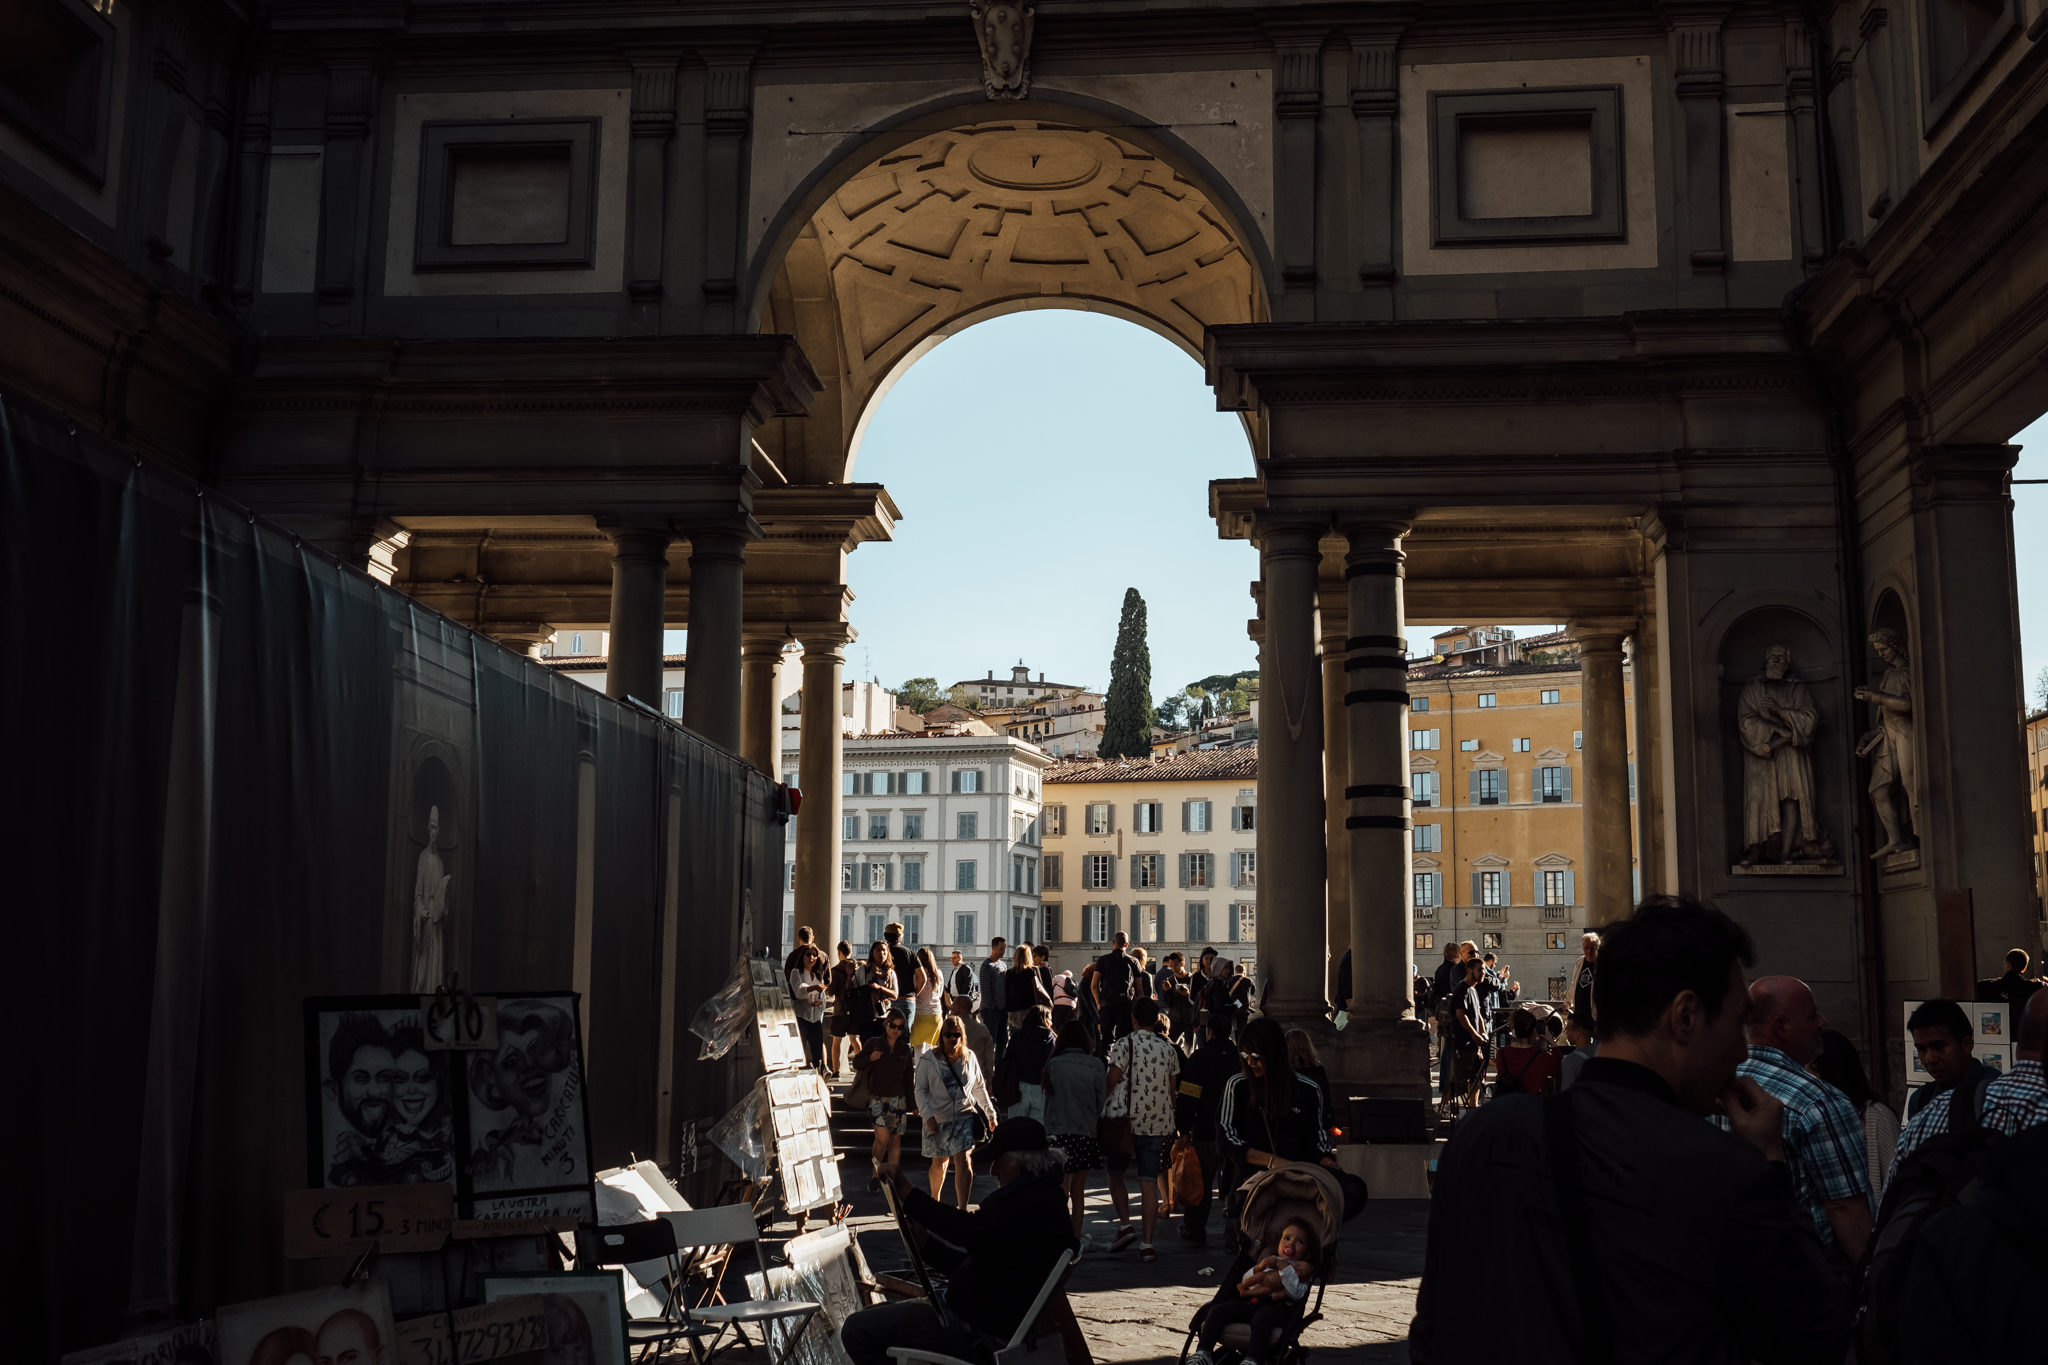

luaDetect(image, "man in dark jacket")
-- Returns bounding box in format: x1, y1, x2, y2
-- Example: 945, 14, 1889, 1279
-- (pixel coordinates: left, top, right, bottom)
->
842, 1119, 1078, 1365
979, 936, 1010, 1062
1175, 1018, 1240, 1245
1412, 896, 1850, 1365
1094, 932, 1140, 1052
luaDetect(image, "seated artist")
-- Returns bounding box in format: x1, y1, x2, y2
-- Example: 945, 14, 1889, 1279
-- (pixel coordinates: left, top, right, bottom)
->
840, 1118, 1078, 1365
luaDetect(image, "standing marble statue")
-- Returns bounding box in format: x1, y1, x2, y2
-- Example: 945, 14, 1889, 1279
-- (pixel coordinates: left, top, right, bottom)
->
1856, 628, 1920, 859
411, 804, 451, 992
1737, 645, 1835, 865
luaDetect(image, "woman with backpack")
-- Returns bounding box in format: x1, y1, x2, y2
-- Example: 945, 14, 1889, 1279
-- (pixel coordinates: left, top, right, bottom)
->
1491, 1007, 1563, 1098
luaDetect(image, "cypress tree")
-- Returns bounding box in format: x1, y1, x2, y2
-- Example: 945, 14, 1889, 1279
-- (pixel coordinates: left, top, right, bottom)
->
1098, 587, 1153, 759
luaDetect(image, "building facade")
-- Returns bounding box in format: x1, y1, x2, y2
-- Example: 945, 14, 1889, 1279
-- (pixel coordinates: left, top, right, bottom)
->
950, 663, 1082, 710
2028, 712, 2048, 923
1041, 750, 1261, 976
786, 733, 1051, 957
1406, 651, 1638, 1002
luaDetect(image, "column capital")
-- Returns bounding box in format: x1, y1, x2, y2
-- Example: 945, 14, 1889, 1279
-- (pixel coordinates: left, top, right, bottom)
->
1568, 616, 1639, 651
741, 634, 790, 659
598, 523, 674, 557
796, 625, 855, 660
1250, 513, 1329, 556
1337, 512, 1415, 542
679, 516, 762, 551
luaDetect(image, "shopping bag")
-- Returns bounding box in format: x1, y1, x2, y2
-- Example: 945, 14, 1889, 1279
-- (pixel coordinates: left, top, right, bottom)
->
1169, 1135, 1204, 1207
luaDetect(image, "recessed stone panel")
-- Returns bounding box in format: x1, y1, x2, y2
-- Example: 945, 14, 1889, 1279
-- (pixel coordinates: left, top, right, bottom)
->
449, 146, 572, 246
1458, 114, 1593, 221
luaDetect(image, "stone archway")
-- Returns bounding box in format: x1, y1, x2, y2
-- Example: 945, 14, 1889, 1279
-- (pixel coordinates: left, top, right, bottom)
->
754, 119, 1266, 484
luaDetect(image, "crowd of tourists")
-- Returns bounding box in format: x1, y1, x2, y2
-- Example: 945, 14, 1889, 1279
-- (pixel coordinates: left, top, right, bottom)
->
1414, 899, 2048, 1363
783, 923, 1339, 1267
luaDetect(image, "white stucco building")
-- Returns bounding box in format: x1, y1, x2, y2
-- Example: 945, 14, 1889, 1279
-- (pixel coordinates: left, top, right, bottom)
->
781, 733, 1051, 955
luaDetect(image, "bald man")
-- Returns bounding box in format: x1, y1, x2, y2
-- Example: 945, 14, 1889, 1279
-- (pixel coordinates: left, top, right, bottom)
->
1737, 975, 1875, 1267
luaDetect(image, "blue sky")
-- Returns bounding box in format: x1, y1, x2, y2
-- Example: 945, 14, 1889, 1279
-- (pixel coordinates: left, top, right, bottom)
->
674, 311, 2048, 709
840, 309, 1264, 702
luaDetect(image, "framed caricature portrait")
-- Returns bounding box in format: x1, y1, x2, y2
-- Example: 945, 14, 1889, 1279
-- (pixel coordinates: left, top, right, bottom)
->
480, 1271, 629, 1365
303, 999, 460, 1188
217, 1281, 397, 1365
306, 993, 593, 1218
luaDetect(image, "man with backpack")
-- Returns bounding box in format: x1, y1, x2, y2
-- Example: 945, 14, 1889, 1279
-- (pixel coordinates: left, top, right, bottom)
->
1093, 930, 1141, 1051
1412, 895, 1849, 1364
1863, 989, 2048, 1361
1892, 998, 1999, 1161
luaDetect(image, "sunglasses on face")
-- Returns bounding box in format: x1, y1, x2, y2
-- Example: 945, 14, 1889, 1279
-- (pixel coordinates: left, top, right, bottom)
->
885, 1022, 903, 1031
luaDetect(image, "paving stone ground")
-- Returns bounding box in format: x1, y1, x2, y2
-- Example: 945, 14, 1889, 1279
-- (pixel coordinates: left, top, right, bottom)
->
794, 1079, 1424, 1365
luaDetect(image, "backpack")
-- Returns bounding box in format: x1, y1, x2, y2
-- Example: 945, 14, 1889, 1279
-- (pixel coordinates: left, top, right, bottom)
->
1855, 1073, 2000, 1365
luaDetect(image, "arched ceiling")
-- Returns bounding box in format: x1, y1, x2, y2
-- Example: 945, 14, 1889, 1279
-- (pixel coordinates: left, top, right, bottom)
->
757, 119, 1264, 484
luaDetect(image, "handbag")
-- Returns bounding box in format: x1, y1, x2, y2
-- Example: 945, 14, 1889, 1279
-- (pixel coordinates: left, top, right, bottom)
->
993, 1055, 1022, 1109
946, 1057, 993, 1147
1098, 1040, 1137, 1162
1169, 1135, 1204, 1207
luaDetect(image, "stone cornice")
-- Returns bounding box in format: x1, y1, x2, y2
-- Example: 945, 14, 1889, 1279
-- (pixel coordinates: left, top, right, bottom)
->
753, 483, 901, 548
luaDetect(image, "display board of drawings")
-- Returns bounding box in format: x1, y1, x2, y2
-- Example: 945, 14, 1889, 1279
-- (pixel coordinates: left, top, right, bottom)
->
304, 991, 595, 1221
697, 957, 840, 1214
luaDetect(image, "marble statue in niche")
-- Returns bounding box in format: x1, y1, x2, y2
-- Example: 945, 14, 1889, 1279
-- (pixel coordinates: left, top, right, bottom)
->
1856, 628, 1921, 860
1737, 644, 1837, 866
411, 805, 451, 992
970, 0, 1034, 100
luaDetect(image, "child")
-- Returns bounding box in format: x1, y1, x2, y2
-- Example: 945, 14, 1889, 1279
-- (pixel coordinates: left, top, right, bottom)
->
1187, 1220, 1321, 1365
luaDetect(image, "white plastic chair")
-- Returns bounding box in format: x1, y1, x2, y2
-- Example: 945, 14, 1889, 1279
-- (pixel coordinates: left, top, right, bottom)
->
663, 1204, 822, 1365
885, 1248, 1078, 1365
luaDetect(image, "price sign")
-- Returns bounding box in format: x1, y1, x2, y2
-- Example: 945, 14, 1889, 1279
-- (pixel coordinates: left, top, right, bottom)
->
282, 1182, 455, 1258
421, 993, 499, 1050
393, 1298, 549, 1365
450, 1214, 578, 1239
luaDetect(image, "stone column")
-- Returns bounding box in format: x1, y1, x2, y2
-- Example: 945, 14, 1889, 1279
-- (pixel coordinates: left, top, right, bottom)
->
794, 631, 849, 943
604, 529, 672, 707
740, 636, 786, 775
682, 528, 747, 751
1572, 618, 1638, 926
1333, 519, 1432, 1097
1343, 520, 1415, 1018
1253, 519, 1327, 1021
1321, 604, 1352, 1004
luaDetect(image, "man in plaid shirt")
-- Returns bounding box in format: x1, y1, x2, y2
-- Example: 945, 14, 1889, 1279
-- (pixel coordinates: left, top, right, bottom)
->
1893, 989, 2048, 1173
1737, 976, 1874, 1266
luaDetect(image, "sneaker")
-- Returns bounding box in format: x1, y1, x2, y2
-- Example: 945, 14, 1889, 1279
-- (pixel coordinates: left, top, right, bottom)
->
1108, 1225, 1138, 1253
1189, 1350, 1215, 1365
1138, 1243, 1156, 1263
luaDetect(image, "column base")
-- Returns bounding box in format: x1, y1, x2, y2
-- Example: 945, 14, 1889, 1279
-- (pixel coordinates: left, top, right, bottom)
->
1324, 1016, 1433, 1102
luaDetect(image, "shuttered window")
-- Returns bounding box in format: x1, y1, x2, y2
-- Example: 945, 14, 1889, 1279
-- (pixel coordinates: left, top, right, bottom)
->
956, 860, 977, 890
1043, 854, 1062, 890
1412, 772, 1438, 807
1411, 728, 1441, 750
1538, 767, 1572, 802
1179, 851, 1213, 888
1474, 871, 1505, 906
1084, 854, 1115, 889
1413, 872, 1440, 908
869, 813, 889, 839
903, 813, 924, 840
1044, 804, 1066, 835
1472, 769, 1504, 805
1134, 802, 1164, 833
1186, 902, 1209, 940
1132, 853, 1164, 889
952, 769, 984, 793
1183, 800, 1212, 832
958, 812, 978, 839
904, 860, 924, 891
1085, 803, 1113, 835
1413, 824, 1441, 852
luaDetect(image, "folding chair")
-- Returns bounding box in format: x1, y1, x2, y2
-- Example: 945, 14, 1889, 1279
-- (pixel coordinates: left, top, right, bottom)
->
663, 1204, 822, 1365
578, 1218, 720, 1362
885, 1248, 1079, 1365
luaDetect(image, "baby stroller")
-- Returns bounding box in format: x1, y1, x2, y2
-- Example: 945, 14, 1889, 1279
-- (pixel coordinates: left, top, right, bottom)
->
1178, 1163, 1344, 1365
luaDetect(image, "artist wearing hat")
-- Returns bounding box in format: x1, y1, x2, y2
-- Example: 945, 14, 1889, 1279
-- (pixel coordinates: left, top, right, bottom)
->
840, 1118, 1080, 1365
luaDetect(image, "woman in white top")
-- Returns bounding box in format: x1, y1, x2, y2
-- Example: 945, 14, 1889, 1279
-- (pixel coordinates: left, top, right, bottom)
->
786, 941, 828, 1071
908, 946, 945, 1050
914, 1013, 995, 1208
1810, 1028, 1899, 1202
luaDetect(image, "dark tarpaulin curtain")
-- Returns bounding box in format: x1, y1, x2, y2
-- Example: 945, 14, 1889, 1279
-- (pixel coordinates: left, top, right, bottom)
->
1, 391, 783, 1361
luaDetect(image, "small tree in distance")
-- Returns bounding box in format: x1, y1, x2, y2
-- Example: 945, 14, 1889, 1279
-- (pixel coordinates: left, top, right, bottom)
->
898, 677, 945, 713
1098, 588, 1154, 759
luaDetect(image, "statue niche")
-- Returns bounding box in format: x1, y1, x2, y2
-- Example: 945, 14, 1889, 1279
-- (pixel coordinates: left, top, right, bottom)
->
970, 0, 1034, 100
1735, 644, 1838, 869
1855, 627, 1920, 862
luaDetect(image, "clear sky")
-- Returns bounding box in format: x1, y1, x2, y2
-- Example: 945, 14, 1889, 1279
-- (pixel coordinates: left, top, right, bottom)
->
841, 309, 1263, 704
673, 313, 2048, 711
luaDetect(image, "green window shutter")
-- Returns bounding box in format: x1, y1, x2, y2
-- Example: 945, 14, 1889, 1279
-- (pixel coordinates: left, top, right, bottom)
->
1180, 801, 1190, 832
1563, 766, 1573, 802
1469, 769, 1480, 804
1471, 872, 1482, 905
1178, 852, 1189, 888
1231, 805, 1242, 831
1564, 870, 1576, 905
1228, 905, 1238, 942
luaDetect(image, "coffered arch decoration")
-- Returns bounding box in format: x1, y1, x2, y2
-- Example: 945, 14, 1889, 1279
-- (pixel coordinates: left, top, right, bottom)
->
755, 119, 1265, 484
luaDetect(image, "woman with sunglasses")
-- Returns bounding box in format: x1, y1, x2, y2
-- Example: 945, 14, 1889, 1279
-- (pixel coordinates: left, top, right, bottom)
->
853, 1013, 917, 1184
1216, 1019, 1339, 1224
915, 1014, 997, 1208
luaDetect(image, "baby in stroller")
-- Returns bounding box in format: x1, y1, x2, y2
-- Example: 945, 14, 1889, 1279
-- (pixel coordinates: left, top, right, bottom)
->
1187, 1220, 1321, 1365
1182, 1162, 1343, 1365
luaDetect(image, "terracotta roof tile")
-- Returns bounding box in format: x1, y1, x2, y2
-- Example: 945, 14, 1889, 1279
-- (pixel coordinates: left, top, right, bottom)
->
1044, 748, 1258, 784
